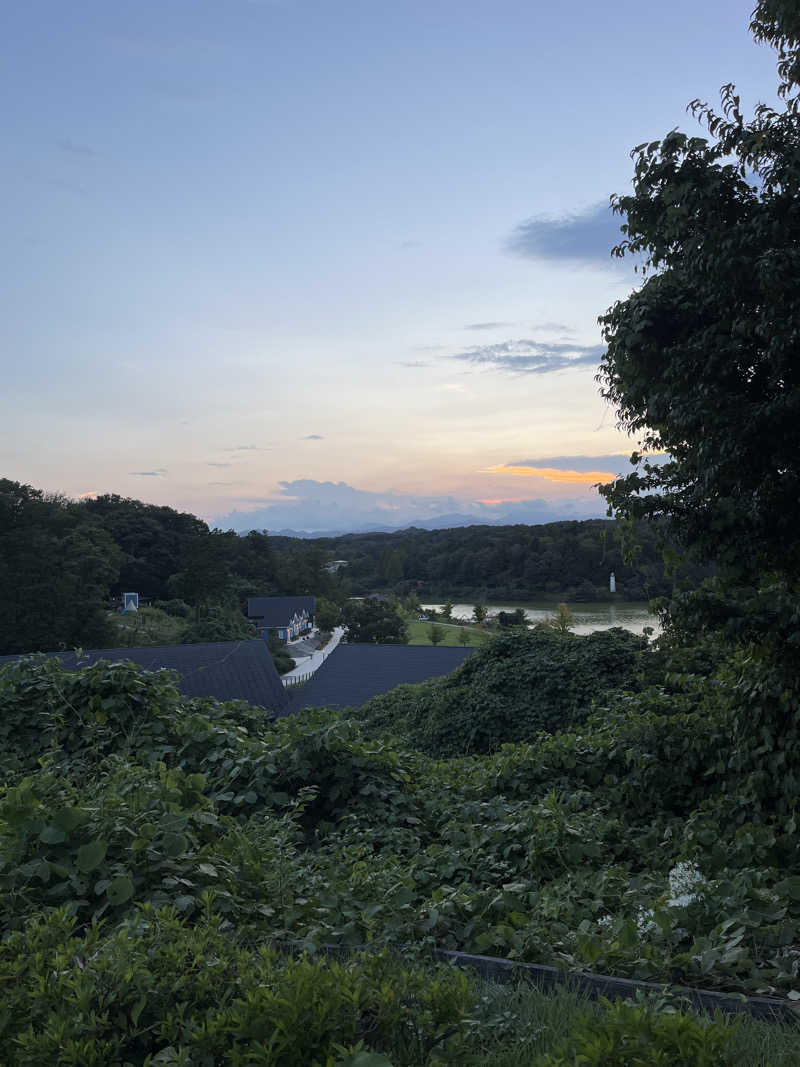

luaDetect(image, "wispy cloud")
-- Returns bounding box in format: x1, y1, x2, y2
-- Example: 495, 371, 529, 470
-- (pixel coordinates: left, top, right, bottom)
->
452, 339, 604, 375
301, 434, 324, 440
511, 453, 668, 472
222, 444, 270, 452
129, 468, 167, 477
398, 360, 432, 368
58, 138, 97, 157
507, 201, 623, 264
464, 321, 511, 331
207, 461, 232, 468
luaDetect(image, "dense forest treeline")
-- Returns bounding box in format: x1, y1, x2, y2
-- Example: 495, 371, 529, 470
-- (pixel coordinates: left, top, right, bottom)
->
0, 480, 337, 655
0, 477, 707, 655
280, 519, 711, 602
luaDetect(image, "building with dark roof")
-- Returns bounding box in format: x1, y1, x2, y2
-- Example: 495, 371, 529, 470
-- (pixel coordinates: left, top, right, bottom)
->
247, 596, 315, 642
290, 643, 473, 712
0, 640, 290, 714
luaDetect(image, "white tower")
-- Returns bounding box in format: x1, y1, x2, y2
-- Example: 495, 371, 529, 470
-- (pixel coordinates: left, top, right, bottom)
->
609, 572, 616, 594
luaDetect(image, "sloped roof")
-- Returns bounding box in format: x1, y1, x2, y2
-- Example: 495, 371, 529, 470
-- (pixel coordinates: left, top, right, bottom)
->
0, 640, 290, 713
247, 596, 315, 627
291, 643, 473, 712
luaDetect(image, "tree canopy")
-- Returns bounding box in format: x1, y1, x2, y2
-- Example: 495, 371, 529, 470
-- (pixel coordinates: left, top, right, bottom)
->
597, 0, 800, 587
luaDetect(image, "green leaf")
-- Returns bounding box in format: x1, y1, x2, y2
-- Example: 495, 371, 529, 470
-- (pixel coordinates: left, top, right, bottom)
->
53, 808, 85, 832
776, 876, 800, 902
161, 832, 188, 857
106, 875, 134, 905
39, 824, 67, 844
76, 840, 108, 873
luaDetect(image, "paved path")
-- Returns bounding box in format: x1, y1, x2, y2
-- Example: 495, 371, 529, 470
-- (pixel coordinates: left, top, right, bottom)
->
282, 626, 345, 684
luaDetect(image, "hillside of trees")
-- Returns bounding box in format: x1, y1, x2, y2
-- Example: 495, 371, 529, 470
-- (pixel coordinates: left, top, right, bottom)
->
286, 518, 711, 602
0, 481, 338, 656
0, 480, 706, 656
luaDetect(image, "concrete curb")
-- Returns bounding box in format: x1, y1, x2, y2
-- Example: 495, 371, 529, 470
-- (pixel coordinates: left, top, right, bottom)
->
275, 940, 798, 1025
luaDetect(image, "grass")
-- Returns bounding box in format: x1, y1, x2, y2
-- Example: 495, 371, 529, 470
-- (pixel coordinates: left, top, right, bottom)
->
405, 619, 487, 647
464, 979, 800, 1065
110, 605, 188, 646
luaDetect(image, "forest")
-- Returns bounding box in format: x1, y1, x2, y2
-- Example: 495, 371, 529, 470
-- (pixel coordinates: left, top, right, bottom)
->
291, 518, 711, 602
0, 478, 698, 657
2, 2, 800, 1061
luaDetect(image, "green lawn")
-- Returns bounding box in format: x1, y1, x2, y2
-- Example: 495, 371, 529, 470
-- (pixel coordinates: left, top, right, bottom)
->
406, 619, 487, 647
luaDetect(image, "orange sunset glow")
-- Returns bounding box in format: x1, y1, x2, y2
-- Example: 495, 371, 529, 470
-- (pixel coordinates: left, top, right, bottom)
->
482, 465, 617, 484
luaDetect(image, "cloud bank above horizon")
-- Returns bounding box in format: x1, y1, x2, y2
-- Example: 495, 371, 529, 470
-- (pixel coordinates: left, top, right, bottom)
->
212, 476, 608, 535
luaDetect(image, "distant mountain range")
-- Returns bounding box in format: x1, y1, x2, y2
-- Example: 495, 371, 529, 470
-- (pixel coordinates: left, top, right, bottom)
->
262, 511, 582, 538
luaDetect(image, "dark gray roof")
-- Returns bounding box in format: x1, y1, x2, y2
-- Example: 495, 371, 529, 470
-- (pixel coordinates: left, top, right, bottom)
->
0, 640, 290, 713
247, 596, 315, 627
291, 643, 473, 712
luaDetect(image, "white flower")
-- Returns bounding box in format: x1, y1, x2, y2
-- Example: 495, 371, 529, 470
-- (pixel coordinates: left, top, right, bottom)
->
636, 907, 656, 935
666, 861, 706, 908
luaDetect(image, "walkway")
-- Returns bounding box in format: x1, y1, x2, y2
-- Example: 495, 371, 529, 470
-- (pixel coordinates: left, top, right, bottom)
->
281, 626, 345, 685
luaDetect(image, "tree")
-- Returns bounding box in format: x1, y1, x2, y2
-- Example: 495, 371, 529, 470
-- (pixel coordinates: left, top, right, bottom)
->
315, 597, 341, 632
596, 0, 800, 809
341, 598, 409, 644
497, 608, 527, 630
441, 601, 454, 622
0, 480, 121, 654
597, 1, 800, 588
545, 603, 575, 635
428, 624, 445, 646
472, 604, 488, 625
458, 627, 471, 647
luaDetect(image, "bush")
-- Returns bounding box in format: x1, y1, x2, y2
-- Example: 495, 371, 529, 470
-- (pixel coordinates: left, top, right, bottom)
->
152, 598, 192, 619
536, 997, 736, 1066
0, 908, 475, 1065
356, 628, 647, 756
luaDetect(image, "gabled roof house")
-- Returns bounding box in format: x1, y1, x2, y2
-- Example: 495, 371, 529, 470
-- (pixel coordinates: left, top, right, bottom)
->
247, 596, 315, 642
0, 640, 290, 715
290, 643, 474, 712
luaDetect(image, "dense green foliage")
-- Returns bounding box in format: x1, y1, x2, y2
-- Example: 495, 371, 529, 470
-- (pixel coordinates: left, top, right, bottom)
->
0, 480, 122, 655
598, 4, 800, 588
1, 617, 799, 1060
342, 598, 409, 644
0, 481, 338, 656
290, 519, 710, 602
353, 628, 645, 756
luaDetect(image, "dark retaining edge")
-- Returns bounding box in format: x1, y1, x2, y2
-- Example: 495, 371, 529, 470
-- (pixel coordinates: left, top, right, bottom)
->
275, 941, 799, 1026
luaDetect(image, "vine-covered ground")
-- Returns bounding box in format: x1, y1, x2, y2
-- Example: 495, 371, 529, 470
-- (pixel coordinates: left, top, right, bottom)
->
1, 634, 799, 1064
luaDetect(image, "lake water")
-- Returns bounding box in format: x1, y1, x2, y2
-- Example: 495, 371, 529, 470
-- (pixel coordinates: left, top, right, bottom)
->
422, 601, 659, 636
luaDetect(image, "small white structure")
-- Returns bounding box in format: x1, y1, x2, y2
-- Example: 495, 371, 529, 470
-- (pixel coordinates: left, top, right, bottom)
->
122, 592, 139, 612
609, 572, 616, 594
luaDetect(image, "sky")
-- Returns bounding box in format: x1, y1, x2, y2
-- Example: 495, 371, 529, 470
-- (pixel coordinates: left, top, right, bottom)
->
1, 0, 781, 532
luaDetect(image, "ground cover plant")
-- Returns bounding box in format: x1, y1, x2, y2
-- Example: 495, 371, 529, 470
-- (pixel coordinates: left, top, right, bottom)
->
1, 642, 799, 1062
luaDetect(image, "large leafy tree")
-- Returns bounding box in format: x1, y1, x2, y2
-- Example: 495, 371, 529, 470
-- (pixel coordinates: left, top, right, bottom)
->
342, 598, 408, 644
0, 480, 121, 654
598, 1, 800, 587
597, 1, 800, 808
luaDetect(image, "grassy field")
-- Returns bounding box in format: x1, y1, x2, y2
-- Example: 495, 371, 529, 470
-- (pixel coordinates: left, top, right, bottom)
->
406, 619, 487, 647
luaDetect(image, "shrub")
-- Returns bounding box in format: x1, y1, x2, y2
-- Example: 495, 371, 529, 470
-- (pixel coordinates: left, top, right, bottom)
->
536, 997, 736, 1066
356, 628, 647, 756
0, 907, 475, 1065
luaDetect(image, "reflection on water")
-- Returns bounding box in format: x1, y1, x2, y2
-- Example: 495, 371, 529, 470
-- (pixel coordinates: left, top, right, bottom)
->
422, 601, 659, 636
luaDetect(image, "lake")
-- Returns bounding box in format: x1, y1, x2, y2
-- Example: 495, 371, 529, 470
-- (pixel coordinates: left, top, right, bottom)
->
422, 601, 659, 636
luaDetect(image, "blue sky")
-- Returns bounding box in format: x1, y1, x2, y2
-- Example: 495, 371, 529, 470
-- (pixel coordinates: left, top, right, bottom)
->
1, 1, 780, 531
